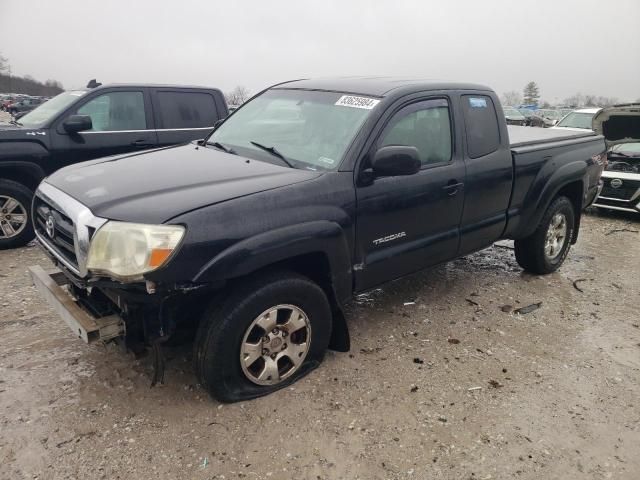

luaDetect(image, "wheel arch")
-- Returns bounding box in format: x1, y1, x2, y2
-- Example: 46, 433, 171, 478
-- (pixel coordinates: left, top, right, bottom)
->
0, 161, 46, 192
513, 162, 586, 241
193, 221, 354, 352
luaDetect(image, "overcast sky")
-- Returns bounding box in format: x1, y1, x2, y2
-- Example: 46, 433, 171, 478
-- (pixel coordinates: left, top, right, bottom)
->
1, 0, 639, 102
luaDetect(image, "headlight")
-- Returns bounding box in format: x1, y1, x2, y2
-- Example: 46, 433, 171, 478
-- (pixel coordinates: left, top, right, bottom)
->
86, 222, 185, 282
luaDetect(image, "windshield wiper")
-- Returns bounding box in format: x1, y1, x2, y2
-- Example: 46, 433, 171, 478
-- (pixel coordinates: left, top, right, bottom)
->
249, 141, 294, 168
206, 141, 236, 155
609, 151, 631, 158
9, 119, 22, 126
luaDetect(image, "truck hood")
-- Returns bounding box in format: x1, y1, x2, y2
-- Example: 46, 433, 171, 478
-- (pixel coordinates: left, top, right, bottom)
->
0, 124, 47, 137
44, 144, 322, 223
592, 103, 640, 147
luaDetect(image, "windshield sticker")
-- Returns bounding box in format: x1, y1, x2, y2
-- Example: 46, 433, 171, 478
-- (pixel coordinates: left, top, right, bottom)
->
468, 97, 487, 108
318, 156, 336, 166
335, 95, 380, 110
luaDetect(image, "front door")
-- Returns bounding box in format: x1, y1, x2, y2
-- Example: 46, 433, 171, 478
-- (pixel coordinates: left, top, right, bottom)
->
355, 97, 465, 291
51, 89, 157, 167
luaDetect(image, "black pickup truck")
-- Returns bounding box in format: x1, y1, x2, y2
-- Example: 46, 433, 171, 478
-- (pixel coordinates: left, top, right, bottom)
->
0, 83, 228, 249
29, 78, 608, 402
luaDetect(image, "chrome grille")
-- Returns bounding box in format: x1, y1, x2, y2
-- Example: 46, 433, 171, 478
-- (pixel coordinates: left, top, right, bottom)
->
34, 197, 79, 268
33, 182, 108, 278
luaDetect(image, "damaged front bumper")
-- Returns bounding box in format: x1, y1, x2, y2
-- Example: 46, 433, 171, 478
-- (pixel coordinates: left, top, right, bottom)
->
28, 265, 125, 343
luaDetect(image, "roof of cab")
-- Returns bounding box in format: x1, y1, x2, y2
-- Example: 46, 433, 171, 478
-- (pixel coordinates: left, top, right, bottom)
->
89, 83, 222, 91
274, 77, 492, 97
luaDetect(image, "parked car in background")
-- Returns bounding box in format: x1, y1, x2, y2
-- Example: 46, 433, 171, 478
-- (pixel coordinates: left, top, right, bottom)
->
530, 109, 563, 128
0, 83, 228, 249
28, 77, 608, 402
503, 106, 527, 126
552, 108, 600, 131
1, 95, 20, 111
592, 104, 640, 213
518, 108, 534, 126
7, 97, 45, 115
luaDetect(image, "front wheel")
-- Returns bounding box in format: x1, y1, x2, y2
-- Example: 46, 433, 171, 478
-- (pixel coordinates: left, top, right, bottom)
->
193, 271, 332, 402
514, 196, 575, 274
0, 179, 35, 250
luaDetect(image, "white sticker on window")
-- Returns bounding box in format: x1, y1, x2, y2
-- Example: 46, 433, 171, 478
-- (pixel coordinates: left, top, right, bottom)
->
335, 95, 380, 110
318, 156, 336, 166
468, 97, 487, 108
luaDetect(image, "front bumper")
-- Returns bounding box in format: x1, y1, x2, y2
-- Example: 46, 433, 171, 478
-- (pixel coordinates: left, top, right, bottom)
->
593, 172, 640, 213
28, 265, 124, 343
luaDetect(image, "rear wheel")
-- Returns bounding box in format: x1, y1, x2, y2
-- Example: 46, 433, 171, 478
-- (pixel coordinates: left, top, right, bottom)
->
515, 196, 575, 274
0, 179, 35, 250
193, 271, 332, 402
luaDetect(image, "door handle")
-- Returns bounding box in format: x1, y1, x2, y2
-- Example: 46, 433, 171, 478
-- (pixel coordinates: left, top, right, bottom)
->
131, 139, 153, 147
442, 180, 464, 196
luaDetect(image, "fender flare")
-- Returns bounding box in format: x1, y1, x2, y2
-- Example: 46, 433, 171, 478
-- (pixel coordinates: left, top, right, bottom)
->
0, 160, 47, 188
515, 161, 586, 239
193, 220, 353, 305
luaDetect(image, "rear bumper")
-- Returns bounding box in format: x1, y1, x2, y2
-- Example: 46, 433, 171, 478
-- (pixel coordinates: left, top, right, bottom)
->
28, 265, 124, 343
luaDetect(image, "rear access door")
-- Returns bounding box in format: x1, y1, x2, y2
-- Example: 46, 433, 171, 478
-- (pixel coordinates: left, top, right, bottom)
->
150, 88, 226, 147
457, 93, 513, 255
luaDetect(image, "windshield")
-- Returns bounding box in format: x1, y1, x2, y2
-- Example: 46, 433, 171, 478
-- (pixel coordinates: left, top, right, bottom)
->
611, 142, 640, 156
538, 110, 562, 120
207, 89, 377, 170
556, 112, 595, 129
504, 108, 524, 118
608, 143, 640, 172
18, 90, 88, 128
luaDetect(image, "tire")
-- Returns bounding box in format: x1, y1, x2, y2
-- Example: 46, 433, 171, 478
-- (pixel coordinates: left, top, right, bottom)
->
193, 271, 332, 403
514, 196, 575, 274
0, 179, 35, 250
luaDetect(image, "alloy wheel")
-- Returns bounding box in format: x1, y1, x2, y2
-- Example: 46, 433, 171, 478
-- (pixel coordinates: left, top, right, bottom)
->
240, 304, 312, 386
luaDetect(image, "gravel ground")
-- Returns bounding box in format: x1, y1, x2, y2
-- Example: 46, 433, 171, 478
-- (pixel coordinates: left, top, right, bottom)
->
0, 210, 638, 480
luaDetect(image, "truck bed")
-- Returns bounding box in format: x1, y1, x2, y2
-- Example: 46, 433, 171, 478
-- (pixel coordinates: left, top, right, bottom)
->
508, 125, 597, 149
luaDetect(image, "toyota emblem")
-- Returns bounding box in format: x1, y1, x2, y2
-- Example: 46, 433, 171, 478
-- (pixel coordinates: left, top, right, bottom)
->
610, 178, 623, 189
45, 215, 55, 239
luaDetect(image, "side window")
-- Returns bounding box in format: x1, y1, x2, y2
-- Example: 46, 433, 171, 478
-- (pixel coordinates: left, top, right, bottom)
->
379, 99, 452, 167
156, 91, 218, 129
77, 91, 147, 131
461, 95, 500, 158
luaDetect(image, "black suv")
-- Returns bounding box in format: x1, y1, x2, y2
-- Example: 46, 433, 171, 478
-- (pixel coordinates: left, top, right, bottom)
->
0, 83, 228, 248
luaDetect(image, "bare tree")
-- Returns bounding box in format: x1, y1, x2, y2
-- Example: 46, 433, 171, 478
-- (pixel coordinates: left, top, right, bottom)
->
501, 90, 522, 106
564, 93, 620, 108
564, 93, 585, 108
0, 53, 9, 73
225, 86, 250, 106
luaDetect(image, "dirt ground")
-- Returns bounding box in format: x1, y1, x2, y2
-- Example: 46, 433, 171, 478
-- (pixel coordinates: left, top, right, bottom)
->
0, 210, 638, 480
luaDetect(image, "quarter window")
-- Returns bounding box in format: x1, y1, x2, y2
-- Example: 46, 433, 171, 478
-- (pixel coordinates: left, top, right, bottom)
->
77, 91, 147, 131
156, 91, 218, 129
379, 99, 452, 167
461, 95, 500, 158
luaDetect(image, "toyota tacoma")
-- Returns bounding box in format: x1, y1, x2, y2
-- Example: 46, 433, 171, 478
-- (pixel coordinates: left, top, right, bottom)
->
29, 78, 610, 402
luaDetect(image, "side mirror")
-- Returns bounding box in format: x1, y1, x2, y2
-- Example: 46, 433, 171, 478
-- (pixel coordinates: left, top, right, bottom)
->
371, 146, 421, 177
63, 115, 92, 133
